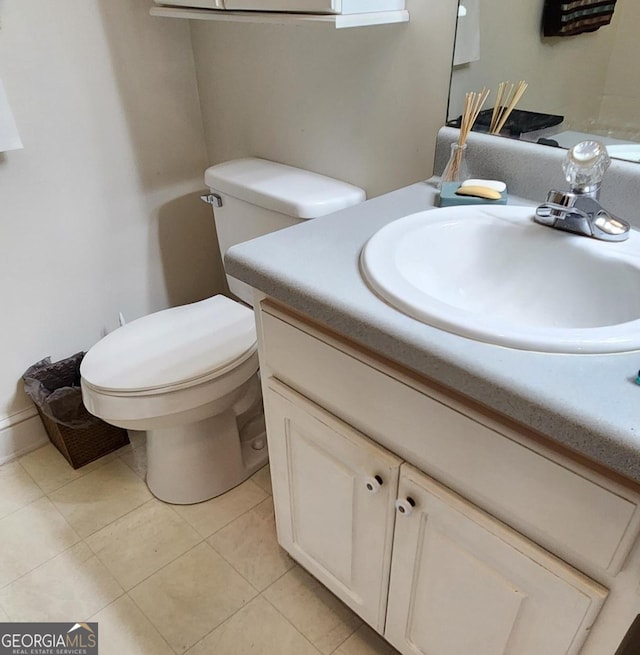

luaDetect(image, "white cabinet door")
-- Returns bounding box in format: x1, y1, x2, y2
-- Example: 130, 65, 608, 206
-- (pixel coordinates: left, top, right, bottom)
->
264, 378, 401, 631
385, 465, 608, 655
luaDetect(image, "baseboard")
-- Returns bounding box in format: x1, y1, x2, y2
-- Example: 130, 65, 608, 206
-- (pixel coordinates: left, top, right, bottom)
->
0, 407, 48, 465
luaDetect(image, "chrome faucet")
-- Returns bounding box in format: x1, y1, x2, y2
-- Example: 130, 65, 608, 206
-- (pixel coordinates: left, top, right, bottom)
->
535, 140, 630, 242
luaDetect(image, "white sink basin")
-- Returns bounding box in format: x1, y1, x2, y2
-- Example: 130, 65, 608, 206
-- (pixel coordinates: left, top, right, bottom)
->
361, 205, 640, 353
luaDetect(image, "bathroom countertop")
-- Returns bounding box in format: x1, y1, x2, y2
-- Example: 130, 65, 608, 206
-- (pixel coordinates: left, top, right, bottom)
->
225, 180, 640, 484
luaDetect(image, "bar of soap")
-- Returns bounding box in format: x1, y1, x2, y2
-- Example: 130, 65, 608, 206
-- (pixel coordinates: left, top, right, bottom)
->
461, 179, 507, 193
456, 186, 502, 200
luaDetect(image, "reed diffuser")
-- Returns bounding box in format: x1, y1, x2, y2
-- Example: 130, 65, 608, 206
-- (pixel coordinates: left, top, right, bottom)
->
489, 80, 528, 135
442, 88, 489, 184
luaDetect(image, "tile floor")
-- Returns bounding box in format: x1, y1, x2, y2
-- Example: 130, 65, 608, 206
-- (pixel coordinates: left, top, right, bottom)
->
0, 434, 400, 654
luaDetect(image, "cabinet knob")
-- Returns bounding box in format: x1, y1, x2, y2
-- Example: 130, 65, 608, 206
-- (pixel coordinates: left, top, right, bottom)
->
364, 475, 383, 494
395, 497, 416, 516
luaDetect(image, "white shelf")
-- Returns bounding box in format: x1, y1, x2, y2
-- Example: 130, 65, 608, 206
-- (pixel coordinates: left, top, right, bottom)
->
150, 6, 409, 28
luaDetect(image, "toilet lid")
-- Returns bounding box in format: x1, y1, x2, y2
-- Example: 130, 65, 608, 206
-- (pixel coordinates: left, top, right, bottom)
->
80, 295, 257, 393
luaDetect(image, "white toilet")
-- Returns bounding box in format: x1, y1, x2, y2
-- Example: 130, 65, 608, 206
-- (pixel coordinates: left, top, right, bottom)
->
80, 158, 365, 504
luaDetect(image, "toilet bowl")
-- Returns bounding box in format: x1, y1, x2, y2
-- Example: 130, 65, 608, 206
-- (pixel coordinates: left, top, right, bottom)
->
81, 158, 365, 504
81, 295, 266, 504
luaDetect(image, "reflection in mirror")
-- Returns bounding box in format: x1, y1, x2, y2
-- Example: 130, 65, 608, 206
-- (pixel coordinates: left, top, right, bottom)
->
448, 0, 640, 162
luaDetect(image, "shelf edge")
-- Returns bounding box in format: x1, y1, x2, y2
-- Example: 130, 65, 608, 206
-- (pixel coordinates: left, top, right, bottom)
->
149, 6, 410, 28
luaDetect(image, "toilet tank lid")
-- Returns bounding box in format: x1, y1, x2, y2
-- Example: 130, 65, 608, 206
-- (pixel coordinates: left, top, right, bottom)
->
204, 158, 366, 219
80, 295, 257, 393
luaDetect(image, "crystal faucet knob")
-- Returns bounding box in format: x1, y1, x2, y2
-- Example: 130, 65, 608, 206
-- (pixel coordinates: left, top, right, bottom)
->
562, 140, 610, 198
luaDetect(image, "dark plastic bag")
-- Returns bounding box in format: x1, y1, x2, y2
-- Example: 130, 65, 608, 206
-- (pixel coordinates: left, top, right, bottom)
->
23, 352, 99, 429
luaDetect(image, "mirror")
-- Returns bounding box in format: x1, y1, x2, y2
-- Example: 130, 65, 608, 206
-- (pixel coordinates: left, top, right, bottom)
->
448, 0, 640, 162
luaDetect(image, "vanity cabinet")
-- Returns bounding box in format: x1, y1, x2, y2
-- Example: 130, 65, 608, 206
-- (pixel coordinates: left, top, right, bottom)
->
256, 299, 640, 655
266, 376, 606, 655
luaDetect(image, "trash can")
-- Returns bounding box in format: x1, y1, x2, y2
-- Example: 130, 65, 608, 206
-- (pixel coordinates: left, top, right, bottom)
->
23, 352, 129, 469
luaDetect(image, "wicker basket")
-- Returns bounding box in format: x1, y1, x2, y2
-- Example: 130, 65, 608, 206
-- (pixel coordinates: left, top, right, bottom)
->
25, 352, 129, 469
36, 407, 129, 469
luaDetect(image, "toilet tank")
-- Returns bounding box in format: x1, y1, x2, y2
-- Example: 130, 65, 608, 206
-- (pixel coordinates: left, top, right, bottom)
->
204, 158, 366, 305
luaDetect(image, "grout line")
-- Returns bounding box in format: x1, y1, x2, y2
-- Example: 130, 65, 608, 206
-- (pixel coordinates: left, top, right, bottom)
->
126, 540, 208, 594
205, 502, 295, 592
103, 533, 208, 594
0, 487, 46, 524
44, 466, 154, 540
81, 497, 159, 545
182, 481, 269, 540
92, 592, 176, 655
81, 585, 128, 624
19, 446, 122, 495
260, 563, 364, 655
125, 541, 261, 654
261, 562, 296, 590
260, 590, 324, 655
0, 491, 85, 595
123, 590, 184, 655
329, 629, 353, 654
11, 458, 45, 497
43, 454, 130, 498
0, 539, 80, 596
200, 539, 261, 595
178, 596, 262, 654
53, 494, 153, 540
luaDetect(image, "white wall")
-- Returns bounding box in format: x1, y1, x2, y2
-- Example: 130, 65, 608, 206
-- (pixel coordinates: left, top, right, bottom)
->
0, 0, 223, 459
189, 0, 459, 198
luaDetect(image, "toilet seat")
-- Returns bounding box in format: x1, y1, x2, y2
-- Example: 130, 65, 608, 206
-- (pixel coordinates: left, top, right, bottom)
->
81, 295, 257, 396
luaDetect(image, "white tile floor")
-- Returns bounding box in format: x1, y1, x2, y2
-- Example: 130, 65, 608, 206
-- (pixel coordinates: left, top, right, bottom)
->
0, 435, 400, 654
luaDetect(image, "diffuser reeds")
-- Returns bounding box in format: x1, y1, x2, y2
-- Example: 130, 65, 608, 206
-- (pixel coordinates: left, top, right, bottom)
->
489, 80, 528, 135
459, 88, 490, 145
442, 87, 490, 183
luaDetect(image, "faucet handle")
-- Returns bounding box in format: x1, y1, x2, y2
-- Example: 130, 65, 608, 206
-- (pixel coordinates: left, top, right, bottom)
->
563, 140, 610, 197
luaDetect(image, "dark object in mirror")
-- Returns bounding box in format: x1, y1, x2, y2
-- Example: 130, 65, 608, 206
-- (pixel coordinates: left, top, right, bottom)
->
447, 108, 564, 139
537, 138, 561, 147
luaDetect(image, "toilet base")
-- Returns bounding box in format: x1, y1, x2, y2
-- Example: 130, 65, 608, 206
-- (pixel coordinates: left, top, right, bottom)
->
145, 409, 268, 504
